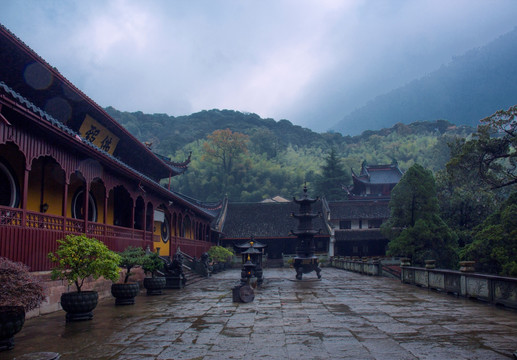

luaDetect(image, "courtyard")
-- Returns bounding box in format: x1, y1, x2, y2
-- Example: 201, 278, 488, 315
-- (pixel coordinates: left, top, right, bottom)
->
4, 267, 517, 360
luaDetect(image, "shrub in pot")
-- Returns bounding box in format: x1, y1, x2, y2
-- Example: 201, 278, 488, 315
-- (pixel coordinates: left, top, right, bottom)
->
48, 234, 121, 321
0, 257, 45, 351
111, 246, 145, 305
208, 246, 234, 272
142, 252, 165, 295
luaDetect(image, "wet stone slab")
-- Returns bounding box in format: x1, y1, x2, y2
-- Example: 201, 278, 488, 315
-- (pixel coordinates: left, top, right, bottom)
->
4, 267, 517, 360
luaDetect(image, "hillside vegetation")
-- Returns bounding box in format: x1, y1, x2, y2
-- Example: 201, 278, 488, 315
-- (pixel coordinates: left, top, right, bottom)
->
107, 107, 473, 202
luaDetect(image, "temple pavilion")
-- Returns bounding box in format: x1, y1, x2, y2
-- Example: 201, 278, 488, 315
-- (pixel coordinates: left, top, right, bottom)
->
0, 24, 224, 272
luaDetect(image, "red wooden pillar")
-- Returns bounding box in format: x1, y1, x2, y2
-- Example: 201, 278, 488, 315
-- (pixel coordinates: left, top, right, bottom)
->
62, 180, 69, 232
149, 205, 155, 250
84, 181, 89, 234
141, 200, 146, 242
21, 166, 29, 227
103, 188, 108, 236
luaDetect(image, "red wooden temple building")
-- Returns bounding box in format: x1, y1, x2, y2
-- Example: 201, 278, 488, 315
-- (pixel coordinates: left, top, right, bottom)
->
0, 24, 224, 272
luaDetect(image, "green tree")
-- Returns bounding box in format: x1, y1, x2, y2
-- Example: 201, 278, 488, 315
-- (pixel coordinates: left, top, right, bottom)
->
382, 164, 458, 268
117, 246, 145, 283
48, 234, 121, 292
249, 128, 280, 159
202, 128, 249, 193
438, 139, 498, 224
202, 128, 249, 174
461, 193, 517, 276
448, 105, 517, 189
385, 164, 439, 228
313, 148, 350, 200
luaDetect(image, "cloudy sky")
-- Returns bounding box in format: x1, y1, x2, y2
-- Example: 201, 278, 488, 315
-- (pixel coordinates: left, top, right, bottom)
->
2, 0, 517, 132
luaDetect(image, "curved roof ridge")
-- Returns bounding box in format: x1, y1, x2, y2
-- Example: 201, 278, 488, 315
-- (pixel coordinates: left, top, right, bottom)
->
0, 81, 218, 220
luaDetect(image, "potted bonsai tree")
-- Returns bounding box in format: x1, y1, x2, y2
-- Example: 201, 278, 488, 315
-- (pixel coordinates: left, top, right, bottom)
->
142, 251, 165, 295
111, 246, 145, 305
48, 234, 121, 322
0, 257, 45, 351
208, 246, 234, 272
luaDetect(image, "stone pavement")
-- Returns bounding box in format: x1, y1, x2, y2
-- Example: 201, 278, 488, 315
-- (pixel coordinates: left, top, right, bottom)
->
3, 267, 517, 360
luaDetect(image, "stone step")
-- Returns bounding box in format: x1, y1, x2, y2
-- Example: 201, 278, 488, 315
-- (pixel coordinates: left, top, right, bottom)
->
183, 268, 208, 287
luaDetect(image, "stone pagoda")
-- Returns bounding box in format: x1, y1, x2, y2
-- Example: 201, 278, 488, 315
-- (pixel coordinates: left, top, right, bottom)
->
290, 185, 322, 280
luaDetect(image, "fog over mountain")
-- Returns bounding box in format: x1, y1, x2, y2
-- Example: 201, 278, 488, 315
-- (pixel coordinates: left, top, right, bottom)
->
1, 1, 517, 134
332, 27, 517, 135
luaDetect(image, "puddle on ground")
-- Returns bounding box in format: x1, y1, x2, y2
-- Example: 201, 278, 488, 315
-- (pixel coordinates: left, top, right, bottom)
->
327, 304, 352, 314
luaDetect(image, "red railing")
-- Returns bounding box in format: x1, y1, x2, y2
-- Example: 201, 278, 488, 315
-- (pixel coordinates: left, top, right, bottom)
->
170, 236, 212, 259
0, 205, 208, 271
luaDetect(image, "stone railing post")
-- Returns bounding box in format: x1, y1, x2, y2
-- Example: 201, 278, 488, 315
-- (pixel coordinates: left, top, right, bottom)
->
400, 258, 411, 267
459, 261, 475, 273
425, 259, 436, 269
459, 260, 475, 298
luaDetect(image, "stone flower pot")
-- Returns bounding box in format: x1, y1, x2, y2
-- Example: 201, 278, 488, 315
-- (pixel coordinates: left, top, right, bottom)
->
60, 291, 98, 322
459, 261, 475, 273
425, 260, 436, 269
400, 258, 411, 267
0, 306, 25, 351
111, 283, 140, 305
143, 277, 166, 295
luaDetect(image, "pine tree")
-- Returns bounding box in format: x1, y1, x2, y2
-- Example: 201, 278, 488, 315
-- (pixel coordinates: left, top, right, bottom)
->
382, 163, 458, 268
313, 148, 350, 200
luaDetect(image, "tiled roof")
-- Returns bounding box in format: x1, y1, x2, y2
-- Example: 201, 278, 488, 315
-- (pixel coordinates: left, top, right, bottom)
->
0, 81, 76, 137
154, 152, 191, 175
0, 81, 221, 221
222, 201, 330, 239
334, 229, 387, 241
353, 164, 403, 185
0, 24, 181, 179
171, 191, 224, 219
328, 200, 390, 219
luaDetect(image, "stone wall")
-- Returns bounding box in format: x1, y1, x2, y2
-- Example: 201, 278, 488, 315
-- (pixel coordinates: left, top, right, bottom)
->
331, 256, 385, 276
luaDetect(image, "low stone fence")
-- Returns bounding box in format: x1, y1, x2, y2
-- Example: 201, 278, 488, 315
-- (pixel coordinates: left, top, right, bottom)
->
331, 257, 401, 277
331, 257, 381, 275
401, 265, 517, 309
283, 254, 330, 268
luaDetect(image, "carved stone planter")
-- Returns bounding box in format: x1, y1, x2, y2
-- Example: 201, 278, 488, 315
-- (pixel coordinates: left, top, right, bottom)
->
111, 283, 140, 305
400, 258, 411, 267
143, 277, 166, 295
0, 306, 25, 351
60, 291, 98, 322
425, 260, 436, 269
459, 261, 475, 273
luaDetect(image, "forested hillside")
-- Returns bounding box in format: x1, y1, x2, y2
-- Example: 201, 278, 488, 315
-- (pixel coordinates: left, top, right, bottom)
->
332, 27, 517, 135
108, 107, 473, 202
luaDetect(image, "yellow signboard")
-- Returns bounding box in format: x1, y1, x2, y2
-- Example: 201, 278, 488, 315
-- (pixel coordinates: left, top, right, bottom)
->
78, 115, 120, 155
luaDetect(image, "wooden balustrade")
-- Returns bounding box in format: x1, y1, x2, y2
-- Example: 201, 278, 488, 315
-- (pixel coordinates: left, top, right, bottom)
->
0, 205, 209, 271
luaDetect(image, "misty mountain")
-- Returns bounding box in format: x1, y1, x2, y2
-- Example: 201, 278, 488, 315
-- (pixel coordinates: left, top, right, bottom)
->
332, 27, 517, 135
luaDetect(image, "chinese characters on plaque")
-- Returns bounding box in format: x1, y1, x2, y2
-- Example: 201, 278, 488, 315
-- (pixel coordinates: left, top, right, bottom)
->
78, 114, 120, 155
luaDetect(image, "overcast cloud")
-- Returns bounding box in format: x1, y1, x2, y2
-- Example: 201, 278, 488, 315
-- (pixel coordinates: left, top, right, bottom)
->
1, 0, 517, 132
